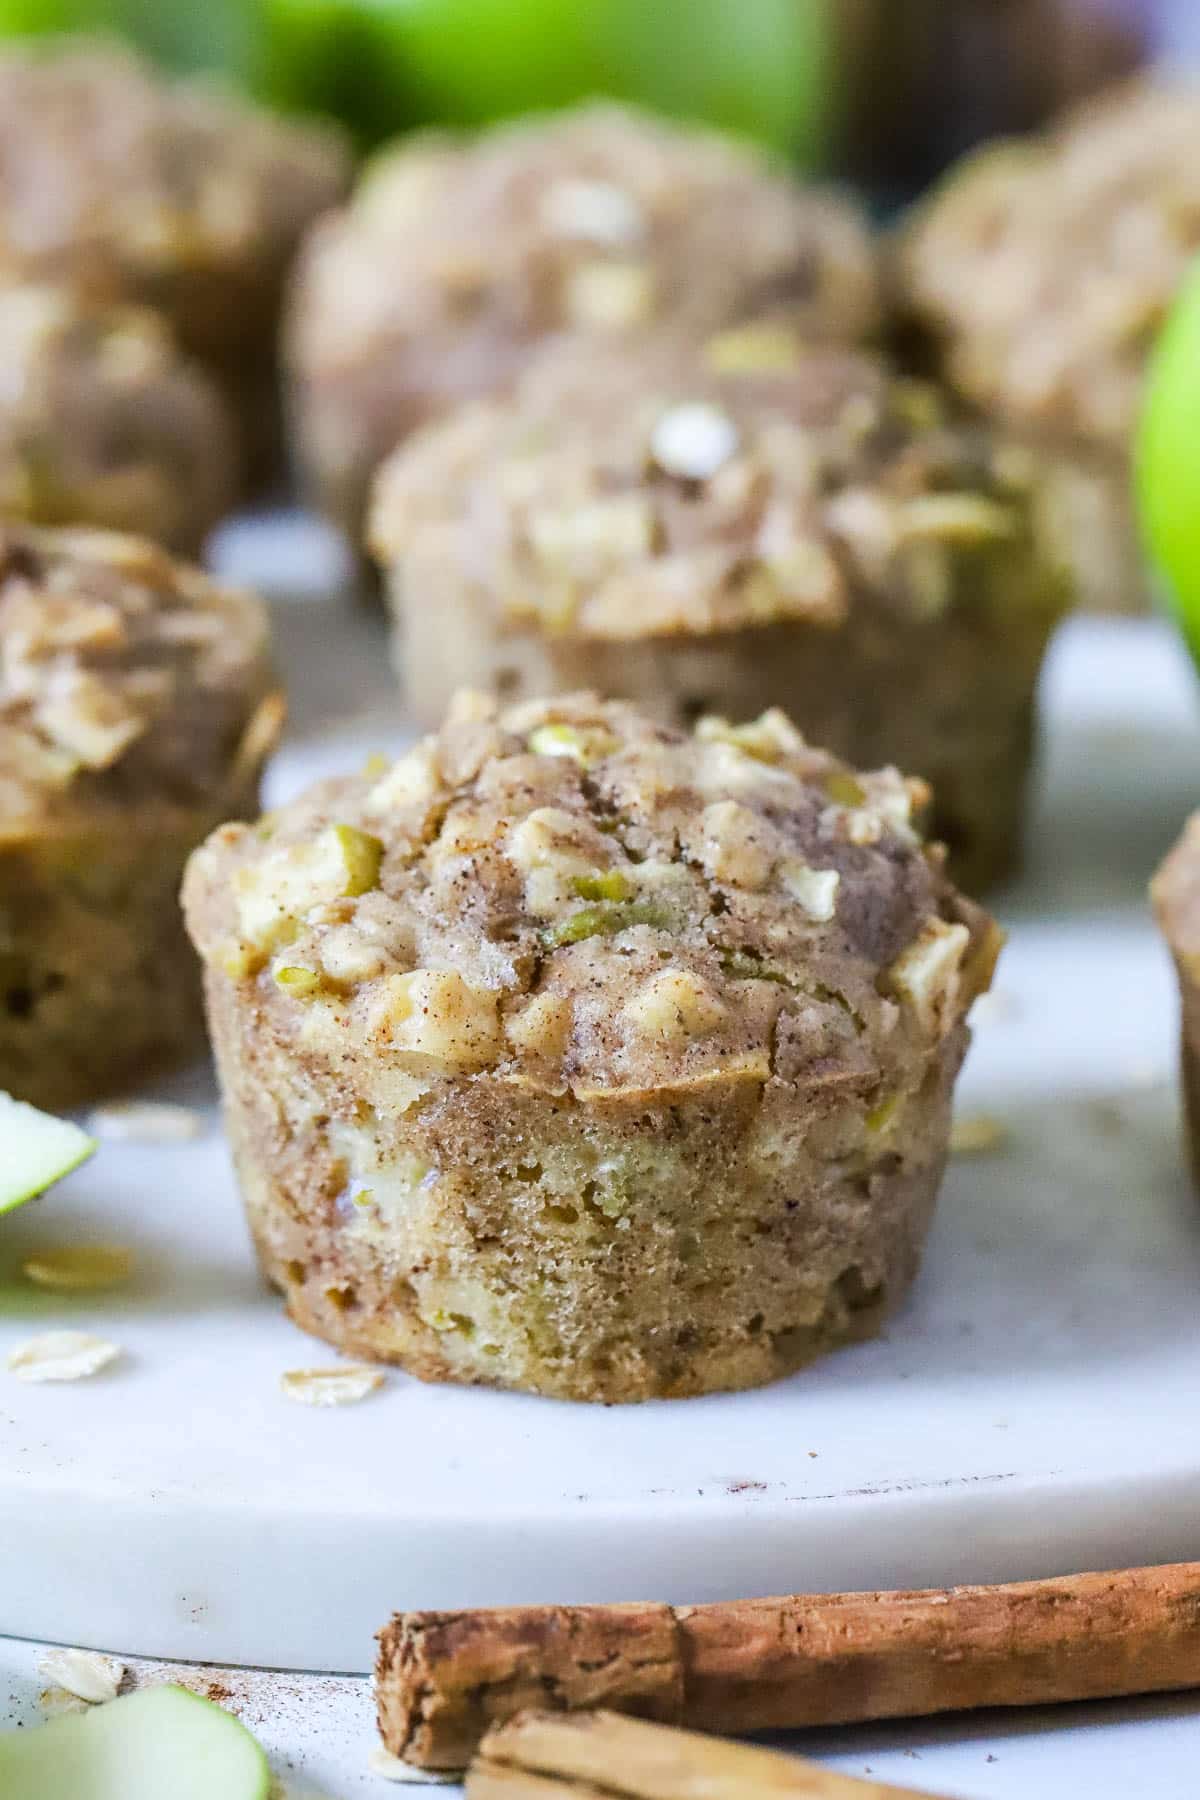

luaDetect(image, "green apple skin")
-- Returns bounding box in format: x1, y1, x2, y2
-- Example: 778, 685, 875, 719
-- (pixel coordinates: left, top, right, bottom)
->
0, 0, 251, 74
0, 0, 837, 163
348, 0, 838, 161
0, 1686, 270, 1800
113, 0, 256, 75
1138, 259, 1200, 662
0, 1091, 96, 1216
0, 0, 110, 32
254, 0, 372, 122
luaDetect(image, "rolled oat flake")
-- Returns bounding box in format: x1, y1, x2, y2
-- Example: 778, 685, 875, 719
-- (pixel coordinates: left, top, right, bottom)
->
650, 402, 740, 481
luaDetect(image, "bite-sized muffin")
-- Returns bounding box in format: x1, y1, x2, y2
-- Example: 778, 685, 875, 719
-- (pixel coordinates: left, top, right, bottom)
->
184, 691, 998, 1402
0, 524, 282, 1110
895, 78, 1200, 613
286, 102, 881, 535
0, 283, 237, 554
1153, 816, 1200, 1186
370, 337, 1070, 894
0, 41, 350, 486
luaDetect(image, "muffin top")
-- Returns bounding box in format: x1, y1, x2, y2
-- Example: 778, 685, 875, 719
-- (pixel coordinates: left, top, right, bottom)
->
0, 523, 281, 830
184, 692, 996, 1114
370, 335, 1052, 642
896, 78, 1200, 450
288, 102, 880, 406
0, 282, 237, 548
0, 43, 349, 314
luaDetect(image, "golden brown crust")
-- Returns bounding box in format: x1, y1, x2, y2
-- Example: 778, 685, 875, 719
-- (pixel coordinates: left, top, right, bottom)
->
371, 336, 1059, 643
370, 338, 1070, 892
0, 41, 350, 491
286, 104, 880, 533
186, 693, 996, 1401
895, 77, 1200, 453
0, 43, 350, 355
0, 522, 277, 827
0, 522, 281, 1105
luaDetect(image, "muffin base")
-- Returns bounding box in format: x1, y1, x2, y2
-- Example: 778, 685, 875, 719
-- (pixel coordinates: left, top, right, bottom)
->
1043, 444, 1151, 616
1169, 948, 1200, 1191
1152, 821, 1200, 1189
0, 799, 252, 1111
205, 963, 970, 1403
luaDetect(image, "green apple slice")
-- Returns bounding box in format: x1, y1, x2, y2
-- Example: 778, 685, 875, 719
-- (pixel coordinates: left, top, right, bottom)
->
0, 1686, 270, 1800
0, 1092, 96, 1216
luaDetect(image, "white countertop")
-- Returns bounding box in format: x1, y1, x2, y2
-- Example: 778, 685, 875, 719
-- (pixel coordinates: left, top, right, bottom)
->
3, 527, 1200, 1792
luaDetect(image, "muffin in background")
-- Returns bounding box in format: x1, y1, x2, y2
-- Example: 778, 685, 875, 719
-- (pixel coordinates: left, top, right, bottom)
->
184, 690, 998, 1402
286, 101, 881, 537
895, 77, 1200, 614
1153, 815, 1200, 1189
0, 283, 237, 555
370, 335, 1070, 894
0, 523, 283, 1110
0, 41, 351, 489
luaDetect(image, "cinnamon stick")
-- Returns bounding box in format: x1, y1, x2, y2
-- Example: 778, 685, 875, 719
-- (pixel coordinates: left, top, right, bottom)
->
378, 1562, 1200, 1769
466, 1711, 938, 1800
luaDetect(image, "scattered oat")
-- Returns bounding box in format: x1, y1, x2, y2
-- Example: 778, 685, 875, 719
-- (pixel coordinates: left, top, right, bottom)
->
7, 1330, 122, 1382
87, 1101, 205, 1143
35, 1648, 124, 1704
950, 1114, 1008, 1156
369, 1747, 458, 1784
38, 1685, 90, 1717
281, 1365, 385, 1407
650, 403, 740, 481
541, 177, 644, 247
22, 1245, 134, 1292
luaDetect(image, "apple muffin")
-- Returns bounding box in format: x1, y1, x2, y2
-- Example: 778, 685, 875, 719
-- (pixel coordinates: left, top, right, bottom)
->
183, 691, 998, 1403
1153, 816, 1200, 1186
0, 41, 350, 487
0, 282, 236, 554
286, 102, 880, 536
370, 337, 1070, 894
0, 523, 282, 1110
895, 77, 1200, 613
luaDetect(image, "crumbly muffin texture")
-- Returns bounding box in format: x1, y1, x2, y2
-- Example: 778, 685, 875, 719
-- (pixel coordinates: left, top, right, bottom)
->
0, 282, 237, 553
896, 78, 1199, 451
0, 43, 349, 350
185, 692, 998, 1402
0, 41, 350, 485
0, 525, 275, 821
286, 103, 880, 532
372, 337, 1070, 892
1, 524, 281, 1107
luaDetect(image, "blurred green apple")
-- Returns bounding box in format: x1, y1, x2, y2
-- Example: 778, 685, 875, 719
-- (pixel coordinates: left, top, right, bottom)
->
0, 0, 108, 32
0, 0, 252, 77
354, 0, 838, 160
1138, 260, 1200, 660
0, 0, 840, 163
115, 0, 255, 75
254, 0, 370, 118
